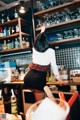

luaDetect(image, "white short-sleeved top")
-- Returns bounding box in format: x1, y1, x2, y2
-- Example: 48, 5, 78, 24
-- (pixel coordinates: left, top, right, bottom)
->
32, 47, 60, 80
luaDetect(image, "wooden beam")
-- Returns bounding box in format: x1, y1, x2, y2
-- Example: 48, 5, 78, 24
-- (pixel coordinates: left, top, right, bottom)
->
0, 0, 30, 11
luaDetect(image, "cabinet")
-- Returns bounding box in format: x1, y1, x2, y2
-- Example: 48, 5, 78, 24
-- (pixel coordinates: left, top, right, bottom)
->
33, 0, 80, 46
0, 17, 32, 55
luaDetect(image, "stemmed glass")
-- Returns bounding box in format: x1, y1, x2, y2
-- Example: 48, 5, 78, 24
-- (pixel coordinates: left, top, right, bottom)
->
68, 30, 73, 38
76, 8, 80, 18
43, 13, 51, 26
64, 31, 69, 39
47, 0, 54, 8
64, 8, 71, 21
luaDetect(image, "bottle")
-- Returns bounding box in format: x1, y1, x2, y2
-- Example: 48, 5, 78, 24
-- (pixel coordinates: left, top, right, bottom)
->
14, 9, 18, 18
7, 13, 10, 22
3, 40, 7, 50
15, 24, 19, 32
0, 90, 5, 113
14, 38, 20, 48
11, 89, 18, 114
1, 13, 5, 23
7, 39, 11, 49
22, 37, 26, 47
26, 38, 30, 48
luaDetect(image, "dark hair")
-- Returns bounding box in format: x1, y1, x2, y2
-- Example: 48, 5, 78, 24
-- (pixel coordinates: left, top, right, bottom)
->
34, 33, 49, 52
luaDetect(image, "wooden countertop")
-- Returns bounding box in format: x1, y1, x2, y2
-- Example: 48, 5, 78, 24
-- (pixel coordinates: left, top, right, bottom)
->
46, 80, 80, 85
1, 79, 80, 85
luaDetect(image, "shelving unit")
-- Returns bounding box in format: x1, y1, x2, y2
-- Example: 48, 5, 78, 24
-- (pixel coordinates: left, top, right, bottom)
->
0, 17, 31, 54
33, 0, 80, 45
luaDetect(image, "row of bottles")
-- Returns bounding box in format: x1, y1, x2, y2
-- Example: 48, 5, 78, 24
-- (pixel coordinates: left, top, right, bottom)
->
0, 37, 30, 51
0, 89, 18, 114
48, 27, 80, 42
0, 9, 18, 23
0, 24, 19, 37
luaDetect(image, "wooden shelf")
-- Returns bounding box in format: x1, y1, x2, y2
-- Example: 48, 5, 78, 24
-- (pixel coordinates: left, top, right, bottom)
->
0, 47, 32, 55
34, 1, 80, 17
0, 18, 28, 27
0, 32, 30, 40
36, 18, 80, 31
49, 36, 80, 45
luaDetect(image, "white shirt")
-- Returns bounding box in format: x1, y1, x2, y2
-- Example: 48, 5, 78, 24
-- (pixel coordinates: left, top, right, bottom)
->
32, 47, 60, 80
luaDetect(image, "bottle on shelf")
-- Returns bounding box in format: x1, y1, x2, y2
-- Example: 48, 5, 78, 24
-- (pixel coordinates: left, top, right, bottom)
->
3, 27, 7, 36
14, 9, 18, 19
14, 38, 20, 48
3, 40, 7, 50
8, 27, 11, 35
1, 13, 5, 23
22, 37, 26, 48
0, 27, 4, 37
7, 13, 10, 22
11, 26, 15, 34
15, 24, 19, 32
7, 39, 11, 49
0, 90, 5, 113
11, 40, 14, 49
26, 38, 30, 48
11, 89, 18, 114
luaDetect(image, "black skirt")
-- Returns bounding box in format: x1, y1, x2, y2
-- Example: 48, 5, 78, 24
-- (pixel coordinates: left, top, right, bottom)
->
24, 69, 47, 91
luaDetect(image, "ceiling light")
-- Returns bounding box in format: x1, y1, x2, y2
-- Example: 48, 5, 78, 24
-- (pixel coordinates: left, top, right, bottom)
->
19, 0, 26, 14
19, 6, 25, 13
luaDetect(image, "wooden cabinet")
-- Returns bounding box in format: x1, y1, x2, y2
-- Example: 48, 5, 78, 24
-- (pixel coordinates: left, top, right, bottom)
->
0, 17, 32, 54
33, 0, 80, 46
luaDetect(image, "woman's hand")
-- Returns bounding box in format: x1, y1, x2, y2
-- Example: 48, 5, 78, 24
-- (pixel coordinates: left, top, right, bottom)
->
41, 25, 45, 33
58, 80, 69, 86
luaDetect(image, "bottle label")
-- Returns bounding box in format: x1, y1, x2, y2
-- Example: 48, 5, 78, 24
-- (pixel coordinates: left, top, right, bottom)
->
11, 103, 18, 114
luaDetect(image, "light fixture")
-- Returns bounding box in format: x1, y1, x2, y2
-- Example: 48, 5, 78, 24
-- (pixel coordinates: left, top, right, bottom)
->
19, 0, 26, 14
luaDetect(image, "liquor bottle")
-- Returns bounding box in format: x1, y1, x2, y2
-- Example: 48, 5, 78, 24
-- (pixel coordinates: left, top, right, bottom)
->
11, 26, 15, 34
26, 38, 30, 48
11, 89, 18, 114
15, 24, 19, 32
14, 38, 20, 48
3, 40, 7, 50
8, 27, 11, 35
14, 9, 18, 18
7, 13, 10, 22
0, 90, 5, 113
1, 13, 5, 23
7, 39, 11, 49
3, 27, 7, 36
22, 37, 26, 47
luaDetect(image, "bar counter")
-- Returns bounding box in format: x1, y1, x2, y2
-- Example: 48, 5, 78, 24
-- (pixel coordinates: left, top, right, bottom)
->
3, 79, 80, 86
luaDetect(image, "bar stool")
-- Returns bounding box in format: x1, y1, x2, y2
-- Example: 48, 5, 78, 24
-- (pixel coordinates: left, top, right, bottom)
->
22, 89, 35, 114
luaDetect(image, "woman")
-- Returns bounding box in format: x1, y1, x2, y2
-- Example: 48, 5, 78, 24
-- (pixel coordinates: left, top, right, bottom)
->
24, 26, 67, 101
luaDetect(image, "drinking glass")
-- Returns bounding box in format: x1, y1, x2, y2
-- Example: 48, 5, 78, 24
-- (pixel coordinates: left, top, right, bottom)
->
26, 98, 70, 120
73, 28, 79, 38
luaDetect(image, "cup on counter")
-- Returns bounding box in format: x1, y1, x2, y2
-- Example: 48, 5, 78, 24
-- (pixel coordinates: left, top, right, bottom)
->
26, 97, 70, 120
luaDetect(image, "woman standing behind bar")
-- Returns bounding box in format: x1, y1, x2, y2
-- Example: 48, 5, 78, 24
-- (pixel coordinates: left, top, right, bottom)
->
24, 26, 67, 101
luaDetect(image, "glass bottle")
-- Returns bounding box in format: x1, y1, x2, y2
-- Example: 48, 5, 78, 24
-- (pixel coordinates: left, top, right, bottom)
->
3, 40, 7, 50
11, 89, 18, 114
22, 37, 26, 47
7, 39, 11, 49
7, 13, 10, 22
16, 24, 19, 32
1, 13, 5, 23
14, 9, 18, 18
14, 38, 20, 48
26, 38, 30, 48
